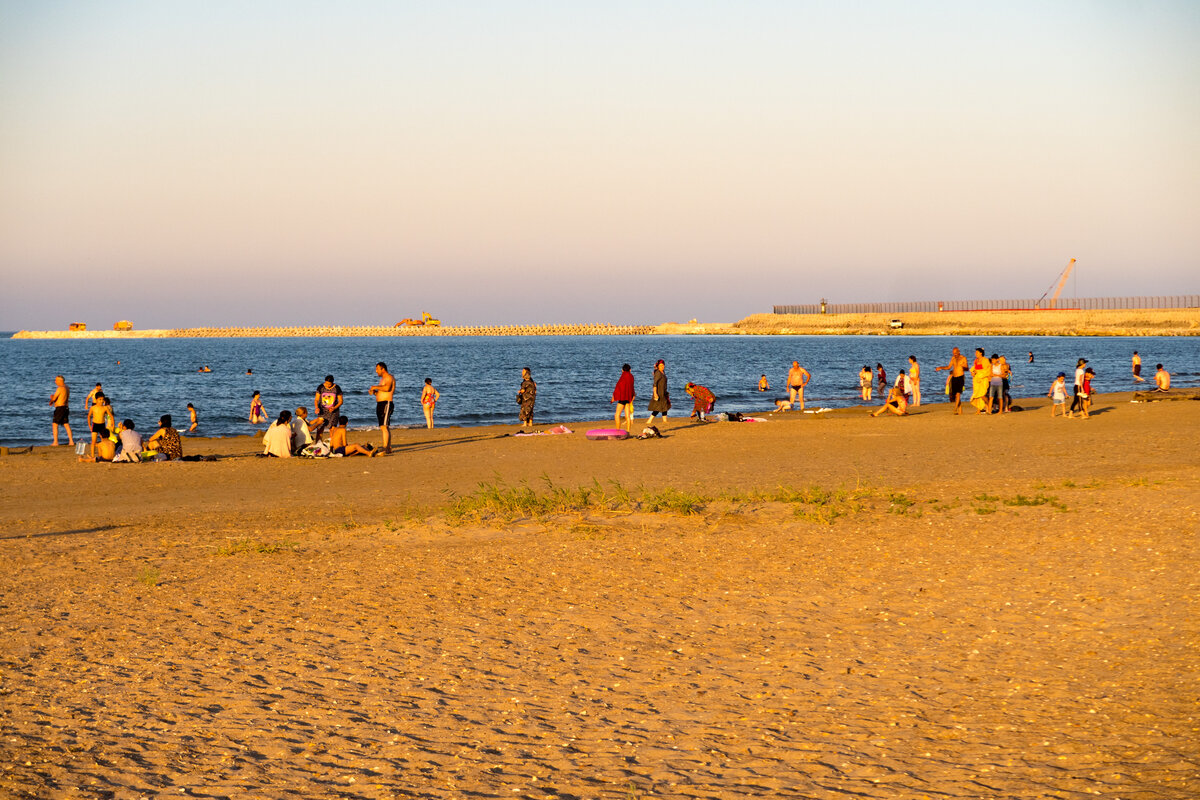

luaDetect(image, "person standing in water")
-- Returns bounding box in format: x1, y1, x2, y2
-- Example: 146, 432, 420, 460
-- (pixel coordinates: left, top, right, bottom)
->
249, 391, 267, 424
647, 360, 670, 425
1132, 351, 1145, 383
935, 346, 968, 415
420, 378, 440, 429
858, 366, 873, 401
517, 368, 537, 429
187, 403, 198, 432
787, 361, 811, 411
611, 364, 635, 431
369, 362, 395, 452
757, 375, 770, 392
49, 375, 73, 445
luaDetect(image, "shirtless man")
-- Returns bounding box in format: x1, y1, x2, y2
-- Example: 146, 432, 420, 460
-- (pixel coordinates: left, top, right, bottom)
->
935, 347, 969, 414
786, 361, 811, 411
49, 375, 73, 445
368, 362, 396, 454
1132, 351, 1145, 382
1154, 364, 1170, 392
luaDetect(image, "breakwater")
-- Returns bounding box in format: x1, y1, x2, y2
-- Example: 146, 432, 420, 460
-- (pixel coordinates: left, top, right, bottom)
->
11, 323, 653, 340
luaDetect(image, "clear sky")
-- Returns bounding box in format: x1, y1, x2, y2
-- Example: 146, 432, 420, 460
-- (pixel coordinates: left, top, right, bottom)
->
1, 1, 1197, 329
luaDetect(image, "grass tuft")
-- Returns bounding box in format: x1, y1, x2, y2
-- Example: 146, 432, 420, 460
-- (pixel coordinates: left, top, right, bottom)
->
216, 538, 299, 556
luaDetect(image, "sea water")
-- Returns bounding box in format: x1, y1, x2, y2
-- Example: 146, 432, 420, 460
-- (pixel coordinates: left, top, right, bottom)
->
0, 333, 1193, 447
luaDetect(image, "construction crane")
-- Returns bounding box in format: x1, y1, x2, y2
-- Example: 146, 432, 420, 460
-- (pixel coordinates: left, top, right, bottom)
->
1035, 258, 1076, 309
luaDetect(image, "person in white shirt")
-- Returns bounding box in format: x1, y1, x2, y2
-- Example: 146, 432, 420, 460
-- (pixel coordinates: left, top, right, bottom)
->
114, 419, 144, 462
262, 410, 294, 458
290, 406, 314, 453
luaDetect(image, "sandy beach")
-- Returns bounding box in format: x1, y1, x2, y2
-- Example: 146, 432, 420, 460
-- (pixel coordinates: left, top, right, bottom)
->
2, 392, 1197, 798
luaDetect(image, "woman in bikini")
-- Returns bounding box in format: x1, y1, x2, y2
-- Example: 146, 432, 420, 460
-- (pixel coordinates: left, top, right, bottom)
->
420, 378, 440, 429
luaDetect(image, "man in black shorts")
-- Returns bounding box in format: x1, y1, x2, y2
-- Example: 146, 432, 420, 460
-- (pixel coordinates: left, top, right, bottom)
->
368, 362, 396, 454
935, 346, 969, 415
310, 375, 343, 438
49, 375, 73, 446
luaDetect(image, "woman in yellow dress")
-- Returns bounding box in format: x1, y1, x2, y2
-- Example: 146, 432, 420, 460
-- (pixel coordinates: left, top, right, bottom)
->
969, 347, 990, 412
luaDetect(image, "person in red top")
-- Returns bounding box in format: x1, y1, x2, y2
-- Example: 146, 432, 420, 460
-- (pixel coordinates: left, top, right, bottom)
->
685, 382, 716, 422
1080, 368, 1096, 419
611, 364, 636, 431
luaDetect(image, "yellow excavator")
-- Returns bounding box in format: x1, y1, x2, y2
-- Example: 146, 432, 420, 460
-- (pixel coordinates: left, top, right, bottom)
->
1035, 258, 1076, 309
396, 312, 442, 327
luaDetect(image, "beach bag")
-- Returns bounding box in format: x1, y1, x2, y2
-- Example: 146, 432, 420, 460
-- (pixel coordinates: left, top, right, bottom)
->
301, 441, 330, 458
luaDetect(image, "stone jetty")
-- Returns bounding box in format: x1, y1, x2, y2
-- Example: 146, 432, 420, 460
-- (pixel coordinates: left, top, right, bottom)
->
11, 323, 654, 340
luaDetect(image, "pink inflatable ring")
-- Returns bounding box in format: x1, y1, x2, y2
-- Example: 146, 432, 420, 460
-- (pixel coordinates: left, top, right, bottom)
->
585, 428, 630, 440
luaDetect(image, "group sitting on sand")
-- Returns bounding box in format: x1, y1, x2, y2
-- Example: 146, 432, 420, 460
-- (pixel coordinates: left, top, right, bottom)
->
78, 414, 203, 463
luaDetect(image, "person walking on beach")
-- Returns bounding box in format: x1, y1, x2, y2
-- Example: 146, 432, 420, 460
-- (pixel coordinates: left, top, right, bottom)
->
1079, 368, 1096, 418
517, 368, 537, 429
907, 355, 921, 407
647, 359, 670, 425
249, 391, 267, 425
186, 403, 198, 432
969, 348, 991, 413
420, 378, 440, 429
311, 375, 343, 438
1069, 359, 1087, 415
858, 366, 873, 401
787, 361, 811, 411
1132, 351, 1145, 382
934, 347, 968, 414
49, 375, 73, 445
611, 364, 635, 431
369, 362, 395, 452
1048, 373, 1069, 418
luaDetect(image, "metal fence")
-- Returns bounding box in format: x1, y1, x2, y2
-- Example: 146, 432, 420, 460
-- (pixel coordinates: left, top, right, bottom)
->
774, 296, 1200, 315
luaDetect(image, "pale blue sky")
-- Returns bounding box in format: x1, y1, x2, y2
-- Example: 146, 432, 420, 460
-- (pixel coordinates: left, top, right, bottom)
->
1, 1, 1196, 328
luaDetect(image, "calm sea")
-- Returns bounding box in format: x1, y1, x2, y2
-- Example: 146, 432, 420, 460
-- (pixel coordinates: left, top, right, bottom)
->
1, 333, 1193, 447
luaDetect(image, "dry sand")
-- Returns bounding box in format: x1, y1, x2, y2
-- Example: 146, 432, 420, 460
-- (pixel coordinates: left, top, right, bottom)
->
2, 393, 1198, 798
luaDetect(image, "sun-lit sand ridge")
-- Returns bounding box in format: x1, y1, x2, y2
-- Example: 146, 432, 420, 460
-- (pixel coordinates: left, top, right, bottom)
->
12, 307, 1200, 338
1, 393, 1197, 798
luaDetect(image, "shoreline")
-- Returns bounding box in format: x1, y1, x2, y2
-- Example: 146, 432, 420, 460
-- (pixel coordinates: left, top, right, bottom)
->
10, 308, 1200, 339
3, 388, 1191, 452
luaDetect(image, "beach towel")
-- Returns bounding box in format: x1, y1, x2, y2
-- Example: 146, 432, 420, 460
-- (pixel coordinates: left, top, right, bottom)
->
514, 425, 573, 437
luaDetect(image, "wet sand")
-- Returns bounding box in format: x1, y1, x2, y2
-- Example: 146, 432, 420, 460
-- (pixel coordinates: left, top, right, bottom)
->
2, 392, 1197, 798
